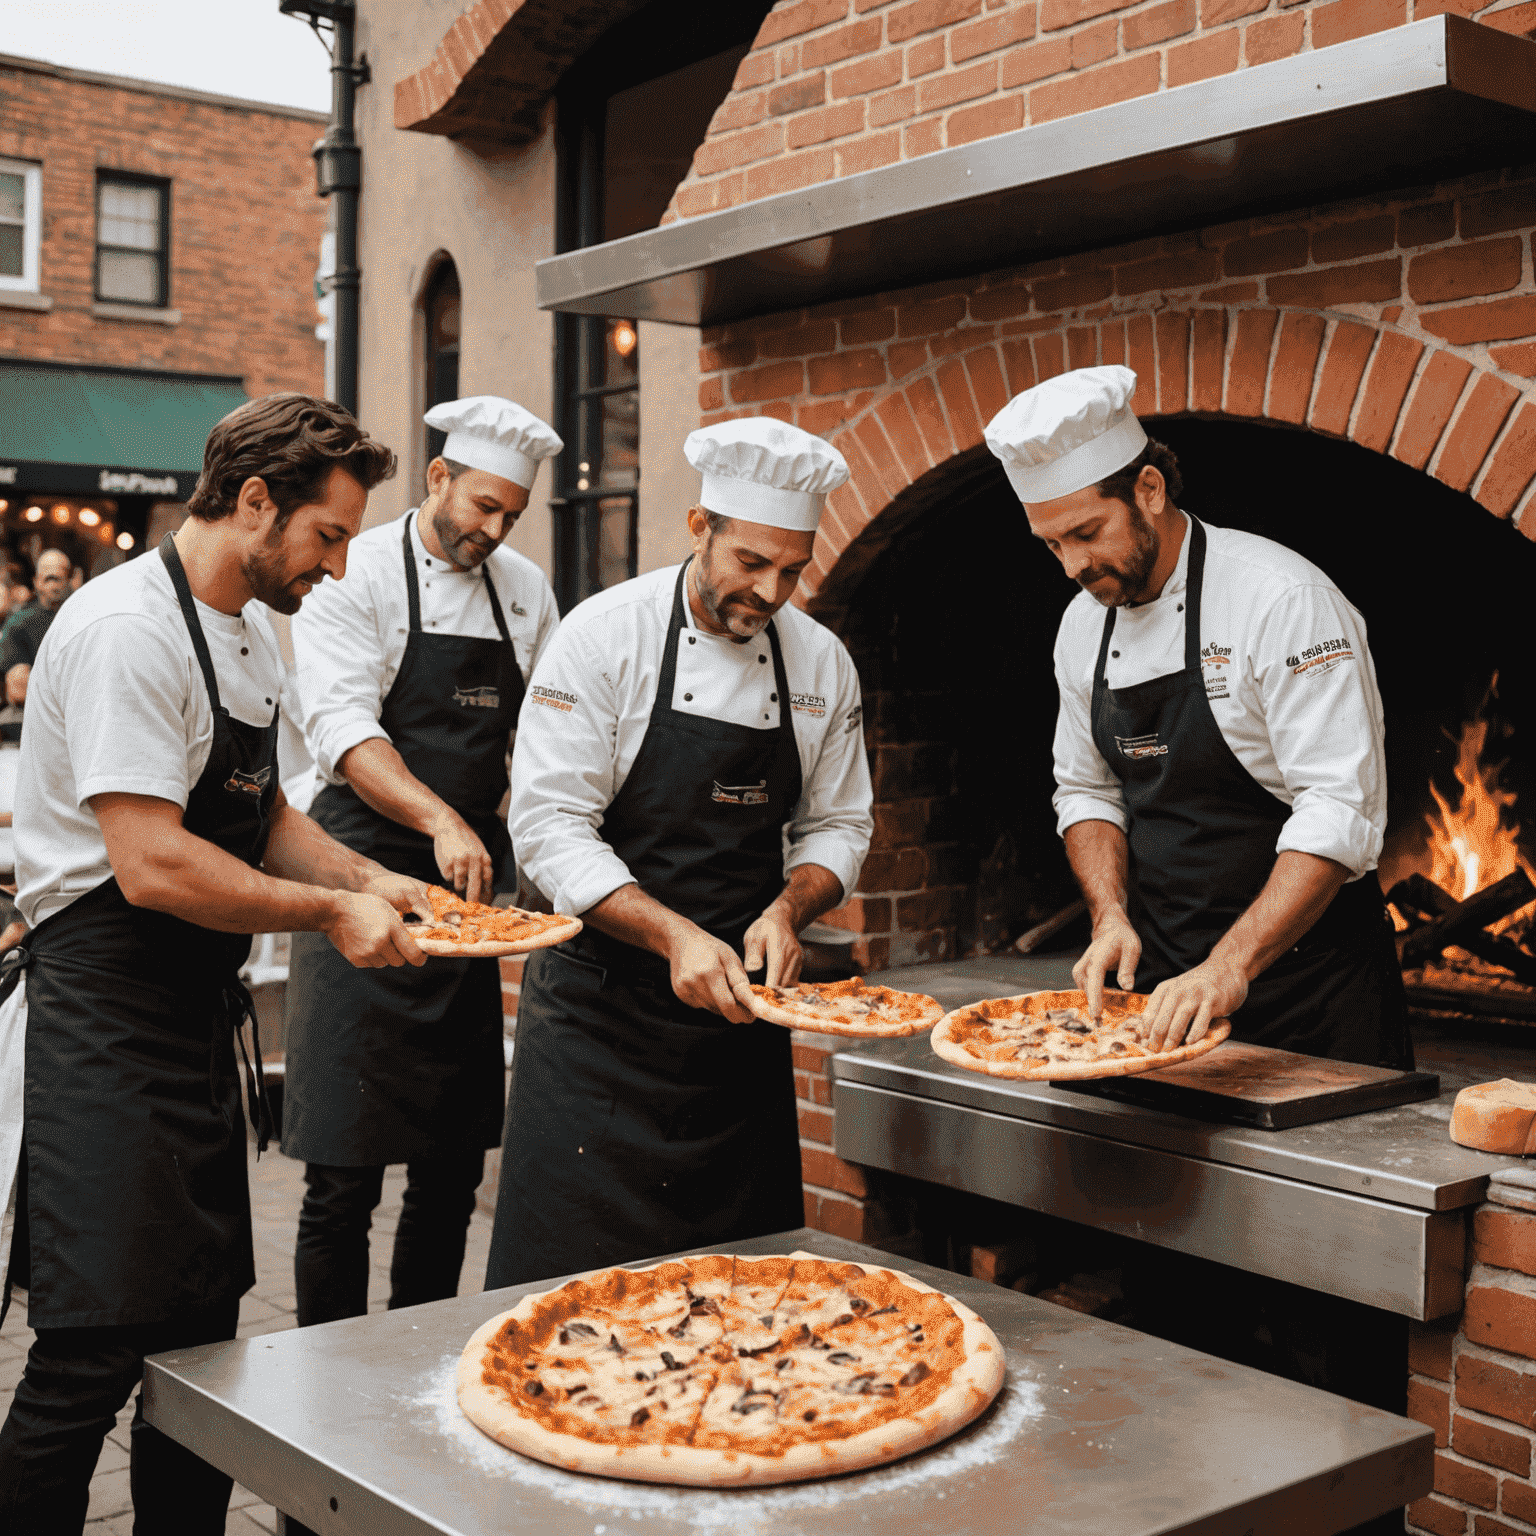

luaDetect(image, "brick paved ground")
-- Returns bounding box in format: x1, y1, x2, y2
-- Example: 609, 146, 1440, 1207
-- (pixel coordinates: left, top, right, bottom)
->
0, 1145, 496, 1532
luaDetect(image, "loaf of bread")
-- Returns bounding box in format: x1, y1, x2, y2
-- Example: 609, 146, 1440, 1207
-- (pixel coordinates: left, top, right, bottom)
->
1450, 1079, 1536, 1155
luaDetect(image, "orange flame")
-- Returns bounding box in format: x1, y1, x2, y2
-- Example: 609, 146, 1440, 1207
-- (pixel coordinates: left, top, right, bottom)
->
1423, 675, 1529, 919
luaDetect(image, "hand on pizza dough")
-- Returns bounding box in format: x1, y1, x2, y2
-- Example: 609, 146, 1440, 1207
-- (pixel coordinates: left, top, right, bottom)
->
743, 907, 803, 988
1073, 910, 1142, 1021
669, 925, 757, 1024
323, 890, 428, 969
361, 870, 436, 925
432, 812, 495, 906
1141, 955, 1248, 1051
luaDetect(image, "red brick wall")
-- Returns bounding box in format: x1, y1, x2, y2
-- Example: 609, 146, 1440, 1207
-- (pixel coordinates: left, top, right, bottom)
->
1407, 1201, 1536, 1535
693, 169, 1536, 963
0, 57, 327, 397
662, 0, 1536, 221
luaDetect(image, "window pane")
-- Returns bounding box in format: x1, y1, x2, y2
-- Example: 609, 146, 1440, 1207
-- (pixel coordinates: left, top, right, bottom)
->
98, 248, 160, 303
597, 499, 633, 591
98, 182, 162, 251
0, 222, 21, 278
0, 172, 23, 224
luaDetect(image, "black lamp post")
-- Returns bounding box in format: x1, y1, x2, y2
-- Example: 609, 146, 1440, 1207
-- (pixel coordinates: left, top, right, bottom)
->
278, 0, 369, 417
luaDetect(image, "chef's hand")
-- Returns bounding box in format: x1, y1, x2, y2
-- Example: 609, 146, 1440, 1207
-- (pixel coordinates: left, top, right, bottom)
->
324, 891, 427, 969
743, 906, 803, 988
431, 812, 494, 906
668, 925, 757, 1023
1073, 909, 1141, 1021
1141, 956, 1248, 1051
361, 871, 435, 925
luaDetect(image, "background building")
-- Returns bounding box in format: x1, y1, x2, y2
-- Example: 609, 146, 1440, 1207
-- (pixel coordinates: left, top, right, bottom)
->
0, 51, 327, 572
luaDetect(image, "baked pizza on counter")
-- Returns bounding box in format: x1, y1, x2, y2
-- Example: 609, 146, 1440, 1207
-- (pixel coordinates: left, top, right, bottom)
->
930, 988, 1230, 1080
457, 1252, 1004, 1485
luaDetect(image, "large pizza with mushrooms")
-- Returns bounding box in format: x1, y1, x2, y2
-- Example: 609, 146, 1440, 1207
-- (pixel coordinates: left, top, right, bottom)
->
456, 1252, 1004, 1486
930, 988, 1230, 1080
409, 885, 582, 957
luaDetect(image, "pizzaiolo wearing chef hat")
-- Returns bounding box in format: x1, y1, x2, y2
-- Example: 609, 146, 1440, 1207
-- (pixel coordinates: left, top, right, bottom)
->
987, 365, 1409, 1072
283, 395, 562, 1331
483, 417, 874, 1288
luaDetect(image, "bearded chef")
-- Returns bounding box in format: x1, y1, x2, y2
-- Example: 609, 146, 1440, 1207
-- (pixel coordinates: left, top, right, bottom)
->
0, 394, 431, 1534
282, 397, 561, 1328
484, 419, 874, 1287
988, 366, 1409, 1067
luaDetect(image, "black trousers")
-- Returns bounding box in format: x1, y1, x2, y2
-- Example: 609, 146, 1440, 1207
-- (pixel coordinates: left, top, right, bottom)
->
293, 1148, 485, 1327
0, 1300, 239, 1536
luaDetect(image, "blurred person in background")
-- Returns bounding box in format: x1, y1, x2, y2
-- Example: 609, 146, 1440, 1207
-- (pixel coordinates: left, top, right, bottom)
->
2, 550, 73, 712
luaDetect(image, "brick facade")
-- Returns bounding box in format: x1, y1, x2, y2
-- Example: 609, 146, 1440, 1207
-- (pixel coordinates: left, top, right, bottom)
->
661, 0, 1536, 221
1407, 1196, 1536, 1536
0, 54, 327, 398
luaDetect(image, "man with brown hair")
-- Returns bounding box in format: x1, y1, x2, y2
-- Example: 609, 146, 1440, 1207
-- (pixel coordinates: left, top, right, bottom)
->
0, 394, 433, 1535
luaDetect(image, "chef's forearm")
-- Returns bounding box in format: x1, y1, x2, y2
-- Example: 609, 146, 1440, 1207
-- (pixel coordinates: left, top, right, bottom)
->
581, 882, 699, 960
1207, 850, 1351, 980
261, 802, 388, 894
1064, 819, 1132, 928
92, 793, 348, 934
766, 863, 843, 931
338, 738, 464, 840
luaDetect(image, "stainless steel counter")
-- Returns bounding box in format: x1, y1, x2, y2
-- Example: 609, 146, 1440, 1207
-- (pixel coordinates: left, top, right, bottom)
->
144, 1229, 1430, 1536
832, 957, 1524, 1320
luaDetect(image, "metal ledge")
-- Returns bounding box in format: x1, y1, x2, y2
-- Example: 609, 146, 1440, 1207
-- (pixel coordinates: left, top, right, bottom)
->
536, 16, 1536, 328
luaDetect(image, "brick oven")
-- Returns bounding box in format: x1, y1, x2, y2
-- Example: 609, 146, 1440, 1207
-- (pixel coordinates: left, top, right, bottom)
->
523, 0, 1536, 1525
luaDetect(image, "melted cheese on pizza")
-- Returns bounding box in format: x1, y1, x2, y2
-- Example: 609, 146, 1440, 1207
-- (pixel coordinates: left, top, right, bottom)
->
750, 978, 940, 1029
946, 993, 1153, 1066
477, 1256, 968, 1455
416, 886, 570, 947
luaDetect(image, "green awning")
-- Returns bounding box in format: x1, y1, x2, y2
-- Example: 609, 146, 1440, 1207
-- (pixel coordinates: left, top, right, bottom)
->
0, 362, 248, 498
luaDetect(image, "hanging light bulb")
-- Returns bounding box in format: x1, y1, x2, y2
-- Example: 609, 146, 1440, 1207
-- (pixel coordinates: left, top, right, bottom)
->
52, 504, 71, 524
611, 320, 637, 358
24, 506, 43, 522
79, 508, 101, 528
116, 531, 135, 550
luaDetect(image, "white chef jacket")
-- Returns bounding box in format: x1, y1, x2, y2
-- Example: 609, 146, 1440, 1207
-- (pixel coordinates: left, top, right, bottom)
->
1052, 512, 1387, 880
292, 509, 560, 786
13, 551, 288, 927
510, 563, 874, 918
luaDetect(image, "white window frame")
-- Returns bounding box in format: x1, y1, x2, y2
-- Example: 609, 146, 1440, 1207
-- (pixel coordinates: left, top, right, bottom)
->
0, 157, 42, 293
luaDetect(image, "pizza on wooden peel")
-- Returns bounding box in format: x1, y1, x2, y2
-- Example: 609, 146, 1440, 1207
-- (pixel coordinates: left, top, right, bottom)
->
408, 885, 583, 958
930, 988, 1231, 1080
746, 977, 944, 1038
457, 1251, 1005, 1486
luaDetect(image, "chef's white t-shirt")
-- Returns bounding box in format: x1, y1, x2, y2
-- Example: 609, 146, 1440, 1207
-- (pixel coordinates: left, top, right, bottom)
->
13, 550, 286, 928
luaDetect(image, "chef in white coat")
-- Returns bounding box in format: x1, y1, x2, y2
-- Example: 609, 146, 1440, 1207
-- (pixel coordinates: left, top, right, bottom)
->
484, 417, 874, 1287
986, 365, 1408, 1067
282, 397, 561, 1330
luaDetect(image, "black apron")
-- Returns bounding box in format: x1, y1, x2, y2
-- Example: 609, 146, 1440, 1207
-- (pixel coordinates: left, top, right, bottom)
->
281, 513, 522, 1166
1090, 517, 1410, 1068
5, 535, 276, 1329
486, 561, 805, 1288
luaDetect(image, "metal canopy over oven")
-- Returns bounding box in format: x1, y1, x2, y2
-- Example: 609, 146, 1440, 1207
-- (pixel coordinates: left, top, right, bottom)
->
534, 15, 1536, 328
143, 1228, 1430, 1536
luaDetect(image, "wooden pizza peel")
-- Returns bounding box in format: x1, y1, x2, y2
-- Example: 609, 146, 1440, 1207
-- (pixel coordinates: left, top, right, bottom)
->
1071, 1040, 1440, 1129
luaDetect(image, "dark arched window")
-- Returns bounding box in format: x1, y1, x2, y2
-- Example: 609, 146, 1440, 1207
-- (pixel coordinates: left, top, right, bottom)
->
423, 260, 461, 472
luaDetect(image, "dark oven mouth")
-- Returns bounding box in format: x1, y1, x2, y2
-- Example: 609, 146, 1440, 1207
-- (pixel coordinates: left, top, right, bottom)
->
828, 418, 1536, 1019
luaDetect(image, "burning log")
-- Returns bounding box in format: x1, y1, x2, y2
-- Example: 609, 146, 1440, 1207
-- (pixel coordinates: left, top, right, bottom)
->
1398, 868, 1536, 979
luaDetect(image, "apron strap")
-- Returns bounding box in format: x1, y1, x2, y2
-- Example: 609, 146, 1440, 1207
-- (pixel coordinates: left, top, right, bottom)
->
479, 566, 514, 645
765, 614, 795, 749
401, 516, 423, 634
652, 561, 692, 725
224, 975, 274, 1156
1182, 515, 1207, 673
159, 534, 225, 716
1094, 605, 1117, 691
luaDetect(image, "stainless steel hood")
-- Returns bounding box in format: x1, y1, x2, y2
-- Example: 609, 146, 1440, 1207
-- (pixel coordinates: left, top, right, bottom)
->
535, 15, 1536, 328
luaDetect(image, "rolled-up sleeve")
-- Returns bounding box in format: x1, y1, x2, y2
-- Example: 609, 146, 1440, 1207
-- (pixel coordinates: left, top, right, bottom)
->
785, 645, 873, 901
1051, 623, 1127, 837
292, 565, 390, 784
1256, 585, 1386, 877
508, 625, 635, 916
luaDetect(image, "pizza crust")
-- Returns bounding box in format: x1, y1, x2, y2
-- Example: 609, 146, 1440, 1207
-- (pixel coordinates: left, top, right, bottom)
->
747, 979, 944, 1038
930, 988, 1232, 1080
413, 914, 583, 958
456, 1252, 1005, 1487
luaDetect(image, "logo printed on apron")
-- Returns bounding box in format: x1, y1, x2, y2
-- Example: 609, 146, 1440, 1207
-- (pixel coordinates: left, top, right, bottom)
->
453, 684, 500, 708
711, 778, 770, 805
224, 764, 272, 796
1114, 731, 1169, 759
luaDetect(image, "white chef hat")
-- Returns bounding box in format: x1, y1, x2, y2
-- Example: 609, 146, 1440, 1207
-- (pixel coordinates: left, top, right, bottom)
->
683, 418, 849, 532
984, 365, 1147, 504
423, 395, 563, 490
